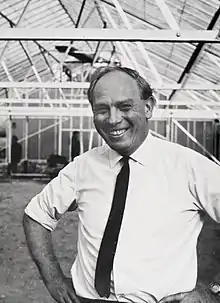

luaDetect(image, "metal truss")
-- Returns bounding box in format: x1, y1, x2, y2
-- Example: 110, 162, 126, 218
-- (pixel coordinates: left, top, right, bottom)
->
0, 28, 219, 42
1, 81, 220, 90
2, 98, 220, 107
0, 106, 219, 120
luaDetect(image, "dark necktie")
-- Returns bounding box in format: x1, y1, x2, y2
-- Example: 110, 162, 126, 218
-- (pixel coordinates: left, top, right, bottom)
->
95, 156, 130, 298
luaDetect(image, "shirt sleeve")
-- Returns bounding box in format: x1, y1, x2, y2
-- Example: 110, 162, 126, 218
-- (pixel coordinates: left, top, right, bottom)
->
24, 159, 78, 231
188, 150, 220, 222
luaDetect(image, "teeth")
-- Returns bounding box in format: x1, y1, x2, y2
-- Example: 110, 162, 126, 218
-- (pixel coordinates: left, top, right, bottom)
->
110, 129, 126, 136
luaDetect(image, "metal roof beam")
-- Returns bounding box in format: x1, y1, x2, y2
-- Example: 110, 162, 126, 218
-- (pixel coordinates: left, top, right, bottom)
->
0, 13, 68, 103
102, 4, 142, 71
1, 98, 220, 107
111, 0, 163, 84
0, 10, 60, 64
0, 106, 219, 120
154, 0, 180, 30
0, 28, 218, 42
60, 0, 91, 81
168, 5, 220, 100
0, 0, 32, 60
57, 0, 76, 25
101, 0, 220, 61
59, 0, 92, 67
100, 0, 161, 29
1, 81, 220, 90
1, 61, 21, 99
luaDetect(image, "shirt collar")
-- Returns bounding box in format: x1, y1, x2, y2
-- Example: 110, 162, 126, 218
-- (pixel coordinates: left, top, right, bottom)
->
108, 131, 155, 168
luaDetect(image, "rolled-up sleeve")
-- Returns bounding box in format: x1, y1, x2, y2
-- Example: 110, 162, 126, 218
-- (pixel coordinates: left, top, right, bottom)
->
189, 150, 220, 222
24, 159, 78, 231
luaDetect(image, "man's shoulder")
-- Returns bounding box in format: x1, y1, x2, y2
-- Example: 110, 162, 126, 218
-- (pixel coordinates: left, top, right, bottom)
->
151, 134, 201, 160
151, 134, 187, 153
74, 145, 107, 164
151, 134, 216, 169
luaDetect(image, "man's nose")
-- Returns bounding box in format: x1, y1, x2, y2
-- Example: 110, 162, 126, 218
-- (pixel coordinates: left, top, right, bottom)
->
108, 107, 122, 124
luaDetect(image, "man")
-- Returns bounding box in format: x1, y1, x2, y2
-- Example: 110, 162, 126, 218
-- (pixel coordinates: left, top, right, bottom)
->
11, 135, 22, 173
23, 66, 220, 303
71, 131, 80, 161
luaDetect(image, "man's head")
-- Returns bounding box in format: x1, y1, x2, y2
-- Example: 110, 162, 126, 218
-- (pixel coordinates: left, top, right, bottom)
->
88, 66, 156, 156
72, 131, 80, 141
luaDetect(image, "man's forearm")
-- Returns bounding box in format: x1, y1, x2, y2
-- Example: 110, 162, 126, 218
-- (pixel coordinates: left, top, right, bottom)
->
23, 213, 64, 285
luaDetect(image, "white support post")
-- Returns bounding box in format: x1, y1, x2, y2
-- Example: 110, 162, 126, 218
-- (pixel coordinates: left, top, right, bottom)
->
186, 120, 190, 147
8, 117, 12, 164
24, 116, 29, 160
54, 118, 58, 154
80, 95, 84, 154
174, 119, 178, 143
166, 117, 171, 140
193, 120, 196, 150
154, 120, 158, 134
38, 119, 41, 160
69, 117, 73, 162
170, 116, 174, 142
173, 119, 220, 165
88, 130, 94, 151
58, 116, 62, 155
98, 134, 102, 147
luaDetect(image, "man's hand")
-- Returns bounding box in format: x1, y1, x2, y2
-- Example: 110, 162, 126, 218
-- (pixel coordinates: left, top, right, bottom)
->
46, 276, 80, 303
159, 283, 220, 303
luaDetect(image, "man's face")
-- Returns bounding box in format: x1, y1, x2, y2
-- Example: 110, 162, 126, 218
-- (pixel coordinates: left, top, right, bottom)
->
92, 71, 153, 156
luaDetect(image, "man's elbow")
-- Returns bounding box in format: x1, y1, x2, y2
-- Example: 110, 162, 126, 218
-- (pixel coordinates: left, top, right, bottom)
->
22, 212, 45, 236
23, 212, 32, 230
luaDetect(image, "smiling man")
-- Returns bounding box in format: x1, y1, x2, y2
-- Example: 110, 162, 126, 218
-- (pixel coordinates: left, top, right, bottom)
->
89, 68, 153, 156
23, 67, 220, 303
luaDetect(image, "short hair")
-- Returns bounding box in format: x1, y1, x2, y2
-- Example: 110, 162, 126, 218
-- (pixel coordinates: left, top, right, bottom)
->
87, 66, 156, 106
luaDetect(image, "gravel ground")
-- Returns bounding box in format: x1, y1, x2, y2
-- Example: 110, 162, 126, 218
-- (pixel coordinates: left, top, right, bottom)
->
1, 180, 220, 302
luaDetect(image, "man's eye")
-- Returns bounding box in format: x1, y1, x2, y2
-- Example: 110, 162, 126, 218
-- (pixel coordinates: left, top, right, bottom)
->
95, 108, 108, 114
120, 104, 132, 111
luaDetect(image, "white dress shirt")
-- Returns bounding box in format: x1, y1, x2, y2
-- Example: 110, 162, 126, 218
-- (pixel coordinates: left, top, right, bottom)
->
25, 132, 220, 302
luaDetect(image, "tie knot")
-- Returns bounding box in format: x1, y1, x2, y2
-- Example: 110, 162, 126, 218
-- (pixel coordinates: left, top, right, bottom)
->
122, 156, 129, 164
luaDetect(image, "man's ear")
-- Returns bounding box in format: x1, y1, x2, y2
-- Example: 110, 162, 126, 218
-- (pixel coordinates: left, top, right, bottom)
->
144, 96, 155, 119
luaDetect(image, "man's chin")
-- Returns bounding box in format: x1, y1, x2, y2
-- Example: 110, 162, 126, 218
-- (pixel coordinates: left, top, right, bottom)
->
107, 140, 129, 154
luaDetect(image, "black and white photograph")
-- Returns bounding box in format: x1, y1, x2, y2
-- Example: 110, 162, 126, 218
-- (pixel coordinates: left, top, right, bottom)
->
0, 1, 220, 302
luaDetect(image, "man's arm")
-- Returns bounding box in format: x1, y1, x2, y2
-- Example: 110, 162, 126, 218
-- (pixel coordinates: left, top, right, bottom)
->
23, 213, 79, 303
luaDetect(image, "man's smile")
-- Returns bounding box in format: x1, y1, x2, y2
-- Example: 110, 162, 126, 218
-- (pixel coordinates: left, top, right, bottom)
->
108, 128, 129, 138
